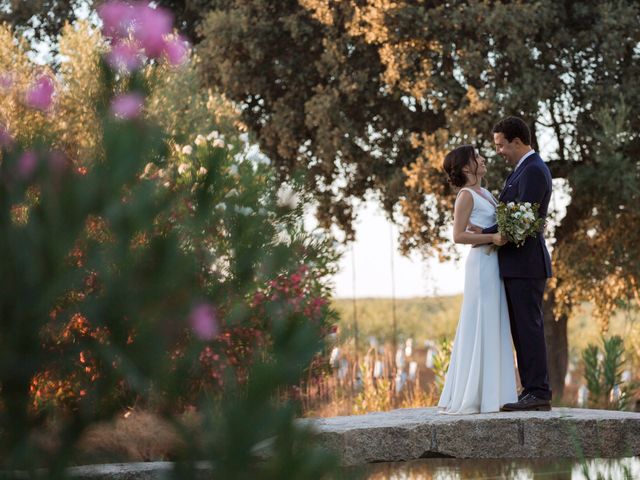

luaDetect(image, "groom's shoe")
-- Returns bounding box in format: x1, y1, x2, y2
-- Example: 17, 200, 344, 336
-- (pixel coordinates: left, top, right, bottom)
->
518, 390, 528, 402
501, 393, 551, 412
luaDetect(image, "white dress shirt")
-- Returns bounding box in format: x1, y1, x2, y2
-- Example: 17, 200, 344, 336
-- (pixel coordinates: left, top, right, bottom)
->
513, 149, 536, 174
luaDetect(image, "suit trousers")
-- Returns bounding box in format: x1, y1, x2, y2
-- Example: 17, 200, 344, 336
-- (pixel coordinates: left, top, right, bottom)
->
503, 277, 552, 401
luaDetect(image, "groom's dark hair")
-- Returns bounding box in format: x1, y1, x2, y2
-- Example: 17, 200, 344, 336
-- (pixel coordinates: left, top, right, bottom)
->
493, 116, 531, 145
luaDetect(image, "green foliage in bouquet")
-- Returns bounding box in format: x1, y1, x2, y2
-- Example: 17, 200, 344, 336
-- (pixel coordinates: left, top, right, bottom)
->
495, 201, 545, 247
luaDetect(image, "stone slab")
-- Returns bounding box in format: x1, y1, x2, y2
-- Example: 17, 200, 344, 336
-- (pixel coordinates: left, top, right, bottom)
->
67, 462, 174, 479
9, 462, 212, 480
8, 408, 639, 477
301, 407, 640, 465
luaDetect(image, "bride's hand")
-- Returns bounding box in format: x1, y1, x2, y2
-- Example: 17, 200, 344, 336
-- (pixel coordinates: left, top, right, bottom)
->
492, 233, 507, 246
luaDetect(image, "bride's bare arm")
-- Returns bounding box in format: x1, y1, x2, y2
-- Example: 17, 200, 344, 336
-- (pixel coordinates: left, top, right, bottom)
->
453, 191, 504, 245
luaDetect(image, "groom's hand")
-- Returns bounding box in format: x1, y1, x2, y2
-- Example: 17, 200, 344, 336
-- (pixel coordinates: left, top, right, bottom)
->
492, 233, 507, 246
467, 223, 482, 234
467, 223, 489, 248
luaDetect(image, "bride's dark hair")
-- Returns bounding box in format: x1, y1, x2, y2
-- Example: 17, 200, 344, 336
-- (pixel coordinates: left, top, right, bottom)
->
443, 145, 478, 188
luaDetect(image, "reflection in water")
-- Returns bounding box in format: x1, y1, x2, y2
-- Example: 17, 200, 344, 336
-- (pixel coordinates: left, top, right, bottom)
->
342, 457, 639, 479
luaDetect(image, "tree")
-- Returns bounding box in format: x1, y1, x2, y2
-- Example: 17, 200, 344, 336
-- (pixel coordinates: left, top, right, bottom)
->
0, 21, 105, 164
0, 0, 213, 45
0, 1, 85, 44
196, 0, 640, 399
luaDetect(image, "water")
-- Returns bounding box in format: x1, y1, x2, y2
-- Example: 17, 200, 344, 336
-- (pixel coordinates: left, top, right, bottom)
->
342, 457, 640, 479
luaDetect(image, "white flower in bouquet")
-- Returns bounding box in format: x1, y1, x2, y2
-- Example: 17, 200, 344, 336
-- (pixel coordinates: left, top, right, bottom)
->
496, 201, 545, 247
276, 184, 300, 209
181, 145, 193, 155
236, 206, 253, 216
142, 162, 156, 178
194, 134, 207, 146
274, 227, 292, 245
177, 163, 190, 175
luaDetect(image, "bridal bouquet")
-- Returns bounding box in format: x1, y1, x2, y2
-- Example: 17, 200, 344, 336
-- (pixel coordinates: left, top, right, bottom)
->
496, 201, 545, 247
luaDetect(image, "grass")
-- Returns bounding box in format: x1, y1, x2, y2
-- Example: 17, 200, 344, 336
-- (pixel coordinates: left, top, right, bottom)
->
332, 295, 461, 349
332, 296, 640, 373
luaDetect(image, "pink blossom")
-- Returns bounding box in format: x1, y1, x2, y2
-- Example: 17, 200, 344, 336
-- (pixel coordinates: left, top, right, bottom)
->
106, 41, 142, 73
132, 4, 173, 58
189, 303, 219, 341
98, 1, 135, 39
25, 75, 55, 111
110, 92, 144, 119
162, 35, 189, 66
17, 150, 38, 180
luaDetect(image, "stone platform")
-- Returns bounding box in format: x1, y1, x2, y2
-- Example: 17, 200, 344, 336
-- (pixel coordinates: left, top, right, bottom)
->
11, 407, 640, 477
302, 407, 640, 466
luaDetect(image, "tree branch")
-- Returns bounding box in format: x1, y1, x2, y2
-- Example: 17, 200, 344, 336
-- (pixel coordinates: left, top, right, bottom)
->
546, 159, 579, 179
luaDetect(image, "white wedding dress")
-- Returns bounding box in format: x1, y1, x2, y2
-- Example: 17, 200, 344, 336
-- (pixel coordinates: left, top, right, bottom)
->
437, 187, 518, 414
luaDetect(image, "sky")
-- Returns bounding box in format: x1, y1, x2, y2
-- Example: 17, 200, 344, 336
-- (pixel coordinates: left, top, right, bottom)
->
304, 199, 467, 299
326, 201, 465, 299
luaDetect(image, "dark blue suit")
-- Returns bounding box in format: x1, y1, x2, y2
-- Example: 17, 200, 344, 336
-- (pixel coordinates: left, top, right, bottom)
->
483, 152, 553, 401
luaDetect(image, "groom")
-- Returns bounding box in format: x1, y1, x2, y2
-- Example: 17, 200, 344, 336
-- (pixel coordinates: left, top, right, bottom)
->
471, 116, 553, 411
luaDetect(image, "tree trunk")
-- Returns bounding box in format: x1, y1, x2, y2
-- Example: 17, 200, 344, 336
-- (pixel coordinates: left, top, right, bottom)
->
541, 192, 588, 402
543, 286, 568, 401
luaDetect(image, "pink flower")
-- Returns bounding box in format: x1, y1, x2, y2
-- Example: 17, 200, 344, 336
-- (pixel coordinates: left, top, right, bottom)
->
189, 303, 219, 341
110, 92, 144, 119
106, 41, 142, 73
162, 35, 189, 66
17, 150, 38, 180
25, 74, 55, 111
132, 4, 173, 58
98, 1, 135, 39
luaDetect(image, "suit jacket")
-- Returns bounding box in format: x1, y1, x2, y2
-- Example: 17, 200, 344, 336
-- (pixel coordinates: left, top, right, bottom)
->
483, 152, 553, 278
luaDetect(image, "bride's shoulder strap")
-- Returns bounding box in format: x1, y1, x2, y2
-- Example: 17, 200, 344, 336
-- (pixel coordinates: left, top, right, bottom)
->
456, 187, 475, 199
455, 187, 475, 204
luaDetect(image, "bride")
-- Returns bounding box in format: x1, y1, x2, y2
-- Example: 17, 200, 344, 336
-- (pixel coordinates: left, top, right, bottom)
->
437, 145, 518, 414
